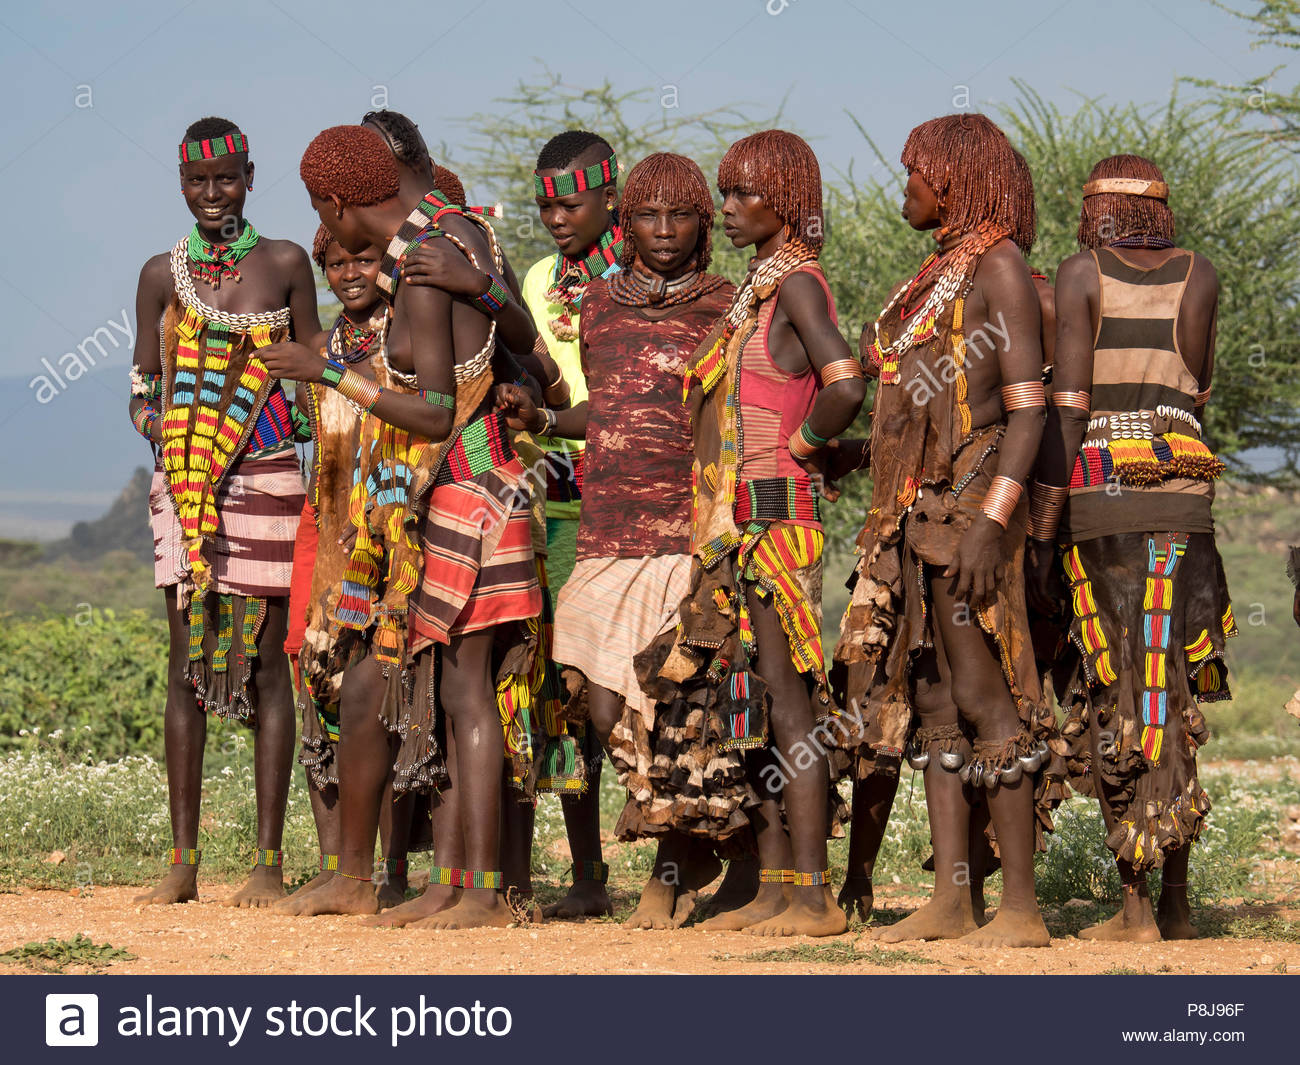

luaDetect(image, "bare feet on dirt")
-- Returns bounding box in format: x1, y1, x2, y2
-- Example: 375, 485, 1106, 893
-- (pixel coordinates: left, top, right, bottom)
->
374, 875, 407, 911
542, 879, 612, 919
361, 885, 459, 927
705, 856, 759, 915
415, 890, 513, 929
701, 883, 789, 931
872, 894, 977, 942
746, 887, 848, 938
279, 870, 335, 905
1156, 891, 1199, 940
275, 874, 378, 917
1080, 908, 1163, 943
224, 865, 285, 909
838, 875, 873, 923
958, 905, 1050, 948
134, 866, 198, 905
625, 875, 683, 930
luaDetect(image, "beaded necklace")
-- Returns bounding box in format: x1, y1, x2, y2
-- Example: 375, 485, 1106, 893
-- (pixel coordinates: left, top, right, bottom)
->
1108, 235, 1175, 250
545, 224, 624, 340
188, 221, 259, 288
868, 221, 1006, 384
330, 305, 387, 365
607, 263, 727, 308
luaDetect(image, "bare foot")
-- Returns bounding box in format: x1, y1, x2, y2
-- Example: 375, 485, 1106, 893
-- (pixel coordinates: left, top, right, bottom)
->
224, 865, 285, 909
1080, 908, 1163, 943
707, 856, 759, 914
700, 884, 789, 931
1156, 892, 1199, 940
275, 874, 379, 916
135, 865, 198, 905
542, 879, 612, 919
746, 887, 847, 938
872, 894, 977, 942
415, 890, 513, 929
375, 875, 408, 911
837, 876, 873, 923
624, 875, 680, 930
361, 884, 459, 927
959, 905, 1051, 948
275, 870, 335, 909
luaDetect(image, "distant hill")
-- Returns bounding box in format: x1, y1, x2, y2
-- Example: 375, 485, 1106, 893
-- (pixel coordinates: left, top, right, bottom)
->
43, 466, 153, 564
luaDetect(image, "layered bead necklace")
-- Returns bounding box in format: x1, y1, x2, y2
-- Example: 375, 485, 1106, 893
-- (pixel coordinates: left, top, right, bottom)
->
188, 221, 259, 288
607, 261, 726, 308
545, 224, 624, 339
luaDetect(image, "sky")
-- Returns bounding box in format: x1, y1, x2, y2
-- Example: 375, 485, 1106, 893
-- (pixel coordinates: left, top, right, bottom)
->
0, 0, 1283, 536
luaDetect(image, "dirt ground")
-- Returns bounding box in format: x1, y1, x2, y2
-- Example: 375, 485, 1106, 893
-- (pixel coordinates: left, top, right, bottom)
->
2, 883, 1296, 976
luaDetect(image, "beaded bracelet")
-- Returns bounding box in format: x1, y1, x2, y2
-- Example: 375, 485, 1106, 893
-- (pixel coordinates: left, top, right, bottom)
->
819, 357, 866, 387
980, 475, 1022, 529
1051, 390, 1091, 411
1000, 380, 1046, 411
1027, 481, 1069, 542
474, 275, 511, 315
320, 358, 346, 388
132, 403, 158, 441
420, 388, 455, 410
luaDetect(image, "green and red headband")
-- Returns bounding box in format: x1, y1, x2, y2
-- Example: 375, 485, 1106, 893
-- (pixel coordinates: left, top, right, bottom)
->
179, 132, 249, 163
534, 151, 618, 198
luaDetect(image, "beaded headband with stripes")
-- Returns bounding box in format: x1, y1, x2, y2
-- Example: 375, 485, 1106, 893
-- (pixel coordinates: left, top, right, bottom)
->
179, 132, 249, 163
534, 152, 618, 198
1082, 177, 1168, 201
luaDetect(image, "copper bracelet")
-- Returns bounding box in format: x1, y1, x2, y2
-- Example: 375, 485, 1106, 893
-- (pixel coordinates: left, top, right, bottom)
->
1027, 481, 1068, 541
788, 428, 821, 461
980, 475, 1022, 529
1001, 380, 1046, 411
820, 357, 866, 387
336, 369, 382, 411
1052, 390, 1092, 411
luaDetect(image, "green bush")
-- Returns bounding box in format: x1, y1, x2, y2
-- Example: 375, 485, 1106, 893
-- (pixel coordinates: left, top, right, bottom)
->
0, 609, 168, 759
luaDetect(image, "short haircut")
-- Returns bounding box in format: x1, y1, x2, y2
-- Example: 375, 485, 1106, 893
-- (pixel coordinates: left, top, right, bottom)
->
717, 130, 824, 252
1077, 154, 1175, 248
361, 109, 429, 174
901, 113, 1033, 244
300, 125, 400, 207
184, 116, 241, 143
619, 153, 715, 271
536, 129, 614, 172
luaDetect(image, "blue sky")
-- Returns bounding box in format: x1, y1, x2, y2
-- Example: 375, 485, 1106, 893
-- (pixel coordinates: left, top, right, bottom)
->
0, 0, 1283, 534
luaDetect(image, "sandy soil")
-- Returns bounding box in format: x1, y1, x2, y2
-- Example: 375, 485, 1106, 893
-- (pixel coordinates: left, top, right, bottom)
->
1, 884, 1295, 976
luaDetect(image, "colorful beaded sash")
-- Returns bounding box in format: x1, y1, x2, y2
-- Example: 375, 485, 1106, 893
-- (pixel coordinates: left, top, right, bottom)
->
733, 477, 821, 525
1070, 433, 1224, 488
1139, 534, 1186, 763
432, 409, 516, 486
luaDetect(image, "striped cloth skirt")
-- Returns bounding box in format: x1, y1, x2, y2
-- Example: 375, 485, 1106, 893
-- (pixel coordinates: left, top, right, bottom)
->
408, 458, 541, 651
553, 553, 692, 718
150, 448, 305, 598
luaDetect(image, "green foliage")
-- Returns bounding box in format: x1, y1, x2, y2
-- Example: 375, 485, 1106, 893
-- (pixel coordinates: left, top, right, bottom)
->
0, 609, 168, 758
0, 933, 134, 974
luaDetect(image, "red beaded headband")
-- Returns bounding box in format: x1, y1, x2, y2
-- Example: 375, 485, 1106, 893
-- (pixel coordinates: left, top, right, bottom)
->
179, 132, 249, 163
534, 152, 619, 198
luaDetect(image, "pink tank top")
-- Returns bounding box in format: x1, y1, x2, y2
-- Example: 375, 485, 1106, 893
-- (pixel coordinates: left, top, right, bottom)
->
737, 263, 833, 481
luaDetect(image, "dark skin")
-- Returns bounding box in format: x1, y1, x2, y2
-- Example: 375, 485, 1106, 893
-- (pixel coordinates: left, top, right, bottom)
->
274, 241, 411, 912
521, 142, 621, 922
129, 150, 320, 907
693, 185, 866, 938
1037, 238, 1219, 943
497, 198, 728, 927
262, 176, 518, 928
870, 169, 1049, 948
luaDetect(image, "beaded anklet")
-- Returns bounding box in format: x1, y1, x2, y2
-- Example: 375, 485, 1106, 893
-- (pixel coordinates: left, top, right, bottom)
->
252, 848, 283, 867
572, 861, 609, 884
338, 870, 373, 883
791, 870, 830, 887
759, 868, 796, 884
169, 848, 201, 866
319, 853, 339, 872
381, 857, 407, 877
430, 867, 502, 889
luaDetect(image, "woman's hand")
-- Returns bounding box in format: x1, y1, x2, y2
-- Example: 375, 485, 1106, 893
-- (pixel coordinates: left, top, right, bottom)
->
494, 382, 544, 434
259, 342, 327, 383
943, 515, 1004, 606
402, 237, 489, 298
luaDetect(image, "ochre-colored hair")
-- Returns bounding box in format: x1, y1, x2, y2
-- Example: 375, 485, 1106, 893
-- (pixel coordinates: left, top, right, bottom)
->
619, 153, 715, 271
433, 164, 467, 205
717, 130, 824, 252
1077, 154, 1175, 248
300, 125, 399, 207
311, 224, 334, 270
1008, 149, 1038, 253
901, 114, 1033, 243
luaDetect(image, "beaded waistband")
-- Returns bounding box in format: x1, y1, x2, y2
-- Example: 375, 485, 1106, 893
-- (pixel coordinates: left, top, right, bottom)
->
434, 409, 517, 486
733, 477, 821, 525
